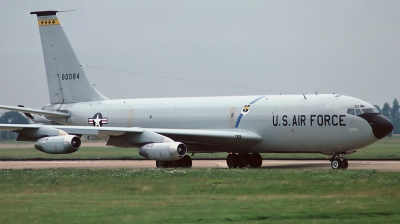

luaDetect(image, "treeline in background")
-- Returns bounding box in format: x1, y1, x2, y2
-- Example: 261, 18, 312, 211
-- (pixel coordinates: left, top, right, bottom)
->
374, 98, 400, 135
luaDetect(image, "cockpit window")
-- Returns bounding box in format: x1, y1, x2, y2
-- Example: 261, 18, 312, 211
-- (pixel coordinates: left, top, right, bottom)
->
347, 109, 354, 115
348, 105, 378, 115
361, 108, 376, 114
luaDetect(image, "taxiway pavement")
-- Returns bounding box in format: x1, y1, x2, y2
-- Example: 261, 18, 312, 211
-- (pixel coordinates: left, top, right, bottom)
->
0, 160, 400, 171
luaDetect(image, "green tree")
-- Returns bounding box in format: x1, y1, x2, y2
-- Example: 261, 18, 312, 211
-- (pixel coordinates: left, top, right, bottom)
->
393, 118, 400, 134
0, 111, 29, 140
382, 102, 391, 118
0, 111, 29, 124
391, 98, 400, 119
374, 105, 381, 114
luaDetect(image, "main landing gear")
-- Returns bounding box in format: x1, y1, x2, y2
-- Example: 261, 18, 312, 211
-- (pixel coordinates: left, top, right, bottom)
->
330, 154, 348, 170
156, 155, 192, 168
226, 153, 263, 168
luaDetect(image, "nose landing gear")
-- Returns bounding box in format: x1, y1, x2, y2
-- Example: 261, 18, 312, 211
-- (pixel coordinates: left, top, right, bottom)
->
330, 154, 348, 170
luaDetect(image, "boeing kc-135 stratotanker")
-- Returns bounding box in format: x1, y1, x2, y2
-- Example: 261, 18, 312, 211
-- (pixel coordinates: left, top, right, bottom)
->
0, 11, 394, 169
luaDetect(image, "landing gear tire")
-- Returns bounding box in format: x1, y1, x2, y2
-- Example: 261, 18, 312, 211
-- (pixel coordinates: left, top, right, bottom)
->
156, 161, 163, 168
330, 154, 348, 170
170, 160, 179, 168
227, 154, 238, 168
331, 158, 342, 169
227, 153, 263, 169
238, 153, 251, 168
163, 161, 172, 168
180, 155, 192, 168
249, 153, 263, 168
156, 156, 193, 168
342, 158, 348, 170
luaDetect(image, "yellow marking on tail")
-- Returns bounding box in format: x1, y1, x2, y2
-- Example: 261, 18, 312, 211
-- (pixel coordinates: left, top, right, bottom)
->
38, 19, 60, 26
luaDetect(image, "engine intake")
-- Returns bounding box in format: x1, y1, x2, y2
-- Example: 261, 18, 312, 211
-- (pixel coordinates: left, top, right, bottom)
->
139, 142, 187, 161
34, 135, 81, 154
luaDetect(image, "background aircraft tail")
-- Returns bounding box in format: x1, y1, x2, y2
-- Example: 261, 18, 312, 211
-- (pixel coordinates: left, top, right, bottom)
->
31, 11, 107, 104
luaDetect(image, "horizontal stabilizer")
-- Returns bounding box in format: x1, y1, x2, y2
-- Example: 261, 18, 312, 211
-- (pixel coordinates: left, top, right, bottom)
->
0, 105, 69, 118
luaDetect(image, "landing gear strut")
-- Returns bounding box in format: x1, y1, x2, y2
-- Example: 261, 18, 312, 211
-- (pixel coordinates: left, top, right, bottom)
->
226, 153, 263, 168
330, 154, 348, 170
156, 155, 192, 168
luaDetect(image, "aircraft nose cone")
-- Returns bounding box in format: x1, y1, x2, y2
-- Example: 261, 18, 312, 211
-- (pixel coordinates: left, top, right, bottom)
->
370, 114, 394, 139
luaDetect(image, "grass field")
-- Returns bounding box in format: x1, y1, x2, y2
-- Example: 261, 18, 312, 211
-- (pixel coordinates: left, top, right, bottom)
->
0, 136, 399, 160
0, 169, 399, 223
0, 138, 399, 223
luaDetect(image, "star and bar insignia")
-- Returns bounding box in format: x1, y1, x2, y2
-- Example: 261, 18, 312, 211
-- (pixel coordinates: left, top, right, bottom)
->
88, 113, 108, 127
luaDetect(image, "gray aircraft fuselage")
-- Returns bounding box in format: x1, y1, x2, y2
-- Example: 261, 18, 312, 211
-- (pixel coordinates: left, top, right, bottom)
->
44, 94, 378, 155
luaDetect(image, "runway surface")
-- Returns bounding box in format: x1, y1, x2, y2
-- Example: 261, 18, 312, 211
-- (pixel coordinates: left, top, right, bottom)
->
1, 160, 400, 171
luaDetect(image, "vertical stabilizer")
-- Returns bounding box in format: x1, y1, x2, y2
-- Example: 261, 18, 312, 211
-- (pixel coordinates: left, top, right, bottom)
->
30, 11, 107, 104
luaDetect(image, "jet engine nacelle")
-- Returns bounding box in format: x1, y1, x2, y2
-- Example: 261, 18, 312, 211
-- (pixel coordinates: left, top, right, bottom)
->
34, 135, 81, 154
139, 142, 187, 161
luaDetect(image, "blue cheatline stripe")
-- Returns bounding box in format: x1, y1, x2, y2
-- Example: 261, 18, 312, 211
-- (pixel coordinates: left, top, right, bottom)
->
250, 96, 265, 104
234, 96, 266, 128
234, 114, 244, 128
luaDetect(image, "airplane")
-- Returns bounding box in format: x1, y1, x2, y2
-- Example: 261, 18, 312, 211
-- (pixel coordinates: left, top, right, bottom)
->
0, 10, 394, 169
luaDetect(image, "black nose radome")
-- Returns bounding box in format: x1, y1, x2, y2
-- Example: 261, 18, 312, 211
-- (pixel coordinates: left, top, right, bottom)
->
358, 114, 394, 139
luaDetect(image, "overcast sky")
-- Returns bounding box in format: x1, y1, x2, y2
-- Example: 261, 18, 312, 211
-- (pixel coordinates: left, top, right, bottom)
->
1, 1, 399, 109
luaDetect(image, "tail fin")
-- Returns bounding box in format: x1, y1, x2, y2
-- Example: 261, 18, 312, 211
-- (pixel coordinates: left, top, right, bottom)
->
30, 11, 107, 104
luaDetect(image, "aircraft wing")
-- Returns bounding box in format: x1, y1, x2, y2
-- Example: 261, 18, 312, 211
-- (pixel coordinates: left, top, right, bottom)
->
51, 126, 262, 146
0, 124, 262, 150
0, 105, 69, 118
0, 124, 143, 136
148, 128, 262, 146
